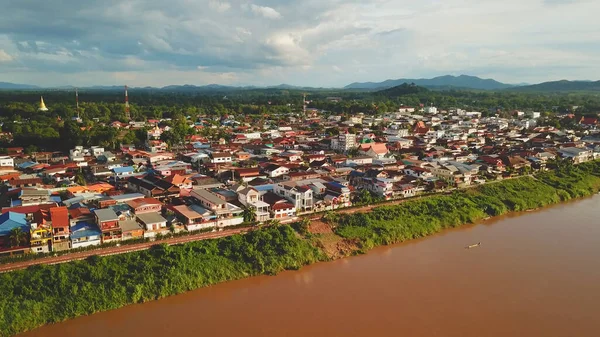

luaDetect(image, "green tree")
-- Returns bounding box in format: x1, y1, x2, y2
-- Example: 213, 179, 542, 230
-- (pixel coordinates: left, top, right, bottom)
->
242, 207, 257, 223
8, 227, 28, 248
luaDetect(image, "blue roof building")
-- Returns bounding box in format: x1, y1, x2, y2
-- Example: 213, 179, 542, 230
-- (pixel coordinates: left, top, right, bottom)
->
0, 212, 29, 236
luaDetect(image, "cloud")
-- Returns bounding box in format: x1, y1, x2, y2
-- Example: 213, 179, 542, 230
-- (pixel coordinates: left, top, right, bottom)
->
246, 4, 281, 19
0, 49, 13, 62
0, 0, 598, 87
209, 1, 231, 12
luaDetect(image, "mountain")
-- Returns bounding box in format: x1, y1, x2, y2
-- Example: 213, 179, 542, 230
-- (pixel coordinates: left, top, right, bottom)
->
509, 80, 600, 92
345, 75, 514, 90
376, 83, 429, 97
0, 82, 40, 89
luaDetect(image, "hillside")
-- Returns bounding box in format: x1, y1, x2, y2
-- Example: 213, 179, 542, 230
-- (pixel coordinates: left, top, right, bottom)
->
376, 83, 429, 96
345, 75, 514, 90
0, 82, 40, 90
509, 80, 600, 92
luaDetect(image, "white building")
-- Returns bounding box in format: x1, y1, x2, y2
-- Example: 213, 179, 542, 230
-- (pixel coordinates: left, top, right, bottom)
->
0, 156, 14, 167
274, 182, 314, 212
424, 106, 438, 114
331, 132, 357, 152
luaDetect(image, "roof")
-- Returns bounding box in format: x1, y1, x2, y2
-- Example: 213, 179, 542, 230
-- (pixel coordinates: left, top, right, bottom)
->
119, 219, 142, 232
94, 208, 119, 222
126, 197, 162, 209
191, 188, 226, 205
136, 212, 167, 224
171, 204, 211, 220
50, 207, 69, 228
69, 207, 92, 219
113, 166, 134, 174
0, 212, 29, 236
272, 202, 295, 210
20, 189, 50, 197
211, 152, 232, 158
360, 143, 389, 154
1, 203, 56, 215
70, 222, 102, 239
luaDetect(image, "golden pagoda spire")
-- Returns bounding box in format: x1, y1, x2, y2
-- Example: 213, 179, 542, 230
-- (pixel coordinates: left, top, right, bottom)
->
38, 96, 48, 111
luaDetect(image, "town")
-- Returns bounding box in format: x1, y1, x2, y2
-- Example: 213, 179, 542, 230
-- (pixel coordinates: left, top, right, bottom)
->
1, 91, 599, 258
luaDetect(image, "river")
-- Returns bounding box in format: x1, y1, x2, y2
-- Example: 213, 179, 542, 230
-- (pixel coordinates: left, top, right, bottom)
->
19, 196, 600, 337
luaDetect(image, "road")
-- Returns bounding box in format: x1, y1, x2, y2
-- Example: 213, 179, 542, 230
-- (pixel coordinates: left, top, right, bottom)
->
0, 227, 249, 273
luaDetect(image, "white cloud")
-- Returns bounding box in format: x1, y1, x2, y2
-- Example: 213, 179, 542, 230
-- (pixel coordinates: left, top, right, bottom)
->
0, 49, 13, 62
247, 4, 281, 19
0, 0, 599, 86
209, 1, 231, 13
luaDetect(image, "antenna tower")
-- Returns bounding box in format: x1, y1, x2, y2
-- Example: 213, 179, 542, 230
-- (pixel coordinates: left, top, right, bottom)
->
75, 88, 80, 119
124, 85, 131, 120
303, 93, 307, 117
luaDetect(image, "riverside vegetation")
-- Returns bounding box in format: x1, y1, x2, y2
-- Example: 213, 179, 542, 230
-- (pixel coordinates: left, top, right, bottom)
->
1, 160, 600, 337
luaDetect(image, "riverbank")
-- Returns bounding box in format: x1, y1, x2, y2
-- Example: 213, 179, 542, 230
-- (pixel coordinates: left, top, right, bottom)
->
2, 160, 600, 337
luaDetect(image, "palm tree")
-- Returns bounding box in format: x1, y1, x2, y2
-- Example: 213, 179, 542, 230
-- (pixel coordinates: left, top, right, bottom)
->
242, 207, 257, 223
9, 227, 28, 248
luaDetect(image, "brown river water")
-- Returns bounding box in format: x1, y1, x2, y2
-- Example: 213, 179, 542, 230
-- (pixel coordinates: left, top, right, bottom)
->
19, 195, 600, 337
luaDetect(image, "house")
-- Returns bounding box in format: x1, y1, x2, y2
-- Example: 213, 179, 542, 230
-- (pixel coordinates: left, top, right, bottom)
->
0, 156, 14, 168
262, 192, 296, 219
557, 147, 593, 164
117, 219, 144, 241
0, 212, 30, 253
68, 207, 95, 226
18, 189, 51, 207
93, 208, 122, 243
50, 207, 70, 251
359, 143, 389, 159
362, 178, 394, 200
127, 176, 180, 198
211, 152, 233, 164
113, 166, 135, 177
70, 221, 102, 249
237, 187, 270, 222
274, 182, 314, 212
136, 213, 168, 237
164, 174, 193, 189
191, 188, 227, 212
324, 182, 352, 208
403, 166, 433, 179
29, 213, 53, 254
396, 184, 416, 198
126, 198, 163, 214
170, 204, 217, 231
237, 186, 261, 206
263, 164, 289, 178
6, 178, 43, 188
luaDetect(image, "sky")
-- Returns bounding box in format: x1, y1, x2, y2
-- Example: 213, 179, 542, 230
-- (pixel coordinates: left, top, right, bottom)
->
0, 0, 598, 87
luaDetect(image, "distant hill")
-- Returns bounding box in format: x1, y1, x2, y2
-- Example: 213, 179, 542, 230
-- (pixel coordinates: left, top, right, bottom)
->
509, 80, 600, 92
0, 82, 40, 89
345, 75, 514, 90
376, 83, 428, 97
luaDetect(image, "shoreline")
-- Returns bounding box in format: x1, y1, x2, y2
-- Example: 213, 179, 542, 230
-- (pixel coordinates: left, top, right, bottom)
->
3, 162, 600, 337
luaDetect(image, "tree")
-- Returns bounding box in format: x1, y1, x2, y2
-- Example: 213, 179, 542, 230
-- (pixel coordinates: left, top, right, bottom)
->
242, 207, 257, 223
74, 171, 86, 186
8, 227, 28, 248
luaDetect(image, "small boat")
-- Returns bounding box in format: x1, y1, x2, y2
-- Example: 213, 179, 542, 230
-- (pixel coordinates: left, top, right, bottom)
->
465, 242, 481, 249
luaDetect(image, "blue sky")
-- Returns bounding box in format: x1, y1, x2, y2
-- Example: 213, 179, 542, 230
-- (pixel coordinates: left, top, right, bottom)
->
0, 0, 598, 87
